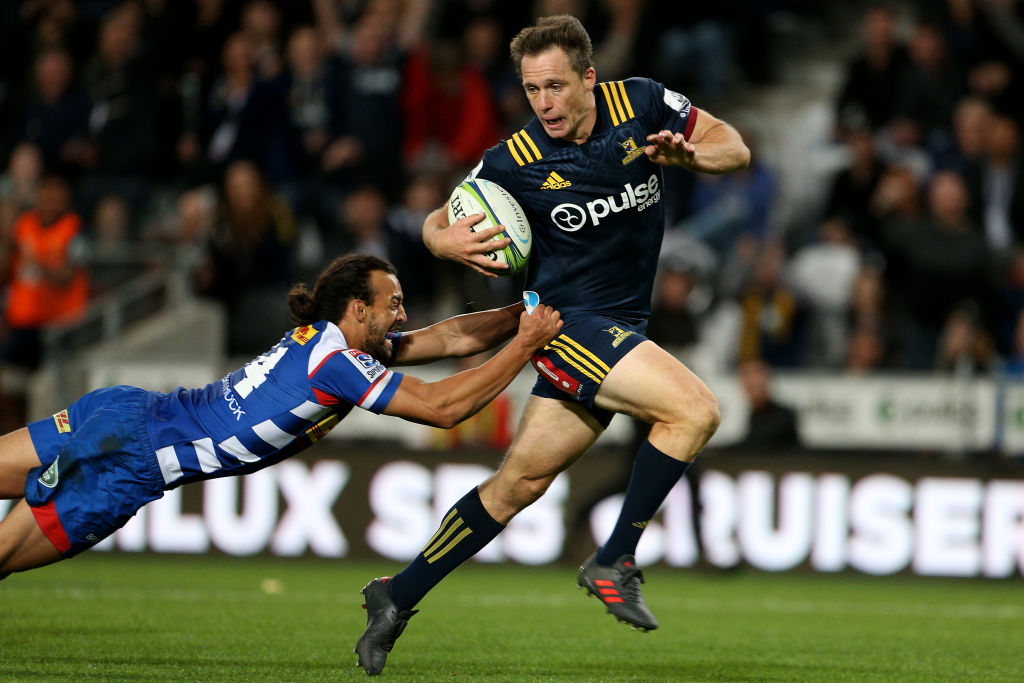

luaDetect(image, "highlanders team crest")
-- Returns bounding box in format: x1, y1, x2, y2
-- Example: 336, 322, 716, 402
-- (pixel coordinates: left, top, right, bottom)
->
620, 138, 645, 165
38, 456, 60, 488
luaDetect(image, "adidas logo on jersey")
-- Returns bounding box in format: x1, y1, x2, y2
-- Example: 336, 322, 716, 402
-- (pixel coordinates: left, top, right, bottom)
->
540, 172, 572, 190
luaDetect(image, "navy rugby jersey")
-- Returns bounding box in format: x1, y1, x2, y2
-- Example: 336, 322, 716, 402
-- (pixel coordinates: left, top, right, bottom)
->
469, 77, 698, 320
145, 321, 403, 489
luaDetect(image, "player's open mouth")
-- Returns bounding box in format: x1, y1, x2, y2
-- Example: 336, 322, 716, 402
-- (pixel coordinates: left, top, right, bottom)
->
542, 117, 563, 128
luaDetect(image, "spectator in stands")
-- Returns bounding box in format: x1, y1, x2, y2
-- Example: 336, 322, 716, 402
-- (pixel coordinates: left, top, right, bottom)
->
933, 95, 992, 173
338, 184, 389, 260
178, 0, 238, 83
867, 164, 925, 274
965, 114, 1023, 257
182, 32, 290, 185
845, 324, 889, 374
823, 127, 887, 249
13, 48, 90, 176
279, 25, 343, 223
646, 253, 704, 353
788, 218, 862, 368
846, 263, 894, 368
732, 358, 801, 451
736, 242, 805, 367
0, 145, 43, 258
932, 0, 1024, 120
836, 4, 909, 136
891, 22, 964, 156
0, 143, 43, 220
636, 0, 736, 102
882, 170, 992, 369
401, 40, 503, 171
239, 0, 284, 80
935, 304, 997, 374
322, 13, 408, 192
77, 6, 160, 227
461, 15, 530, 132
198, 160, 296, 354
677, 129, 777, 256
0, 174, 89, 431
385, 173, 446, 323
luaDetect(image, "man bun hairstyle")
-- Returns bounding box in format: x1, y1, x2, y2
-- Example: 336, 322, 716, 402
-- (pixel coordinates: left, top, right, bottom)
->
287, 253, 397, 326
510, 14, 593, 77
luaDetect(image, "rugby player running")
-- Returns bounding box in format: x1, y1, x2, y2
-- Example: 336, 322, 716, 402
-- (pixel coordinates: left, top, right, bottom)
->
354, 15, 749, 676
0, 254, 561, 578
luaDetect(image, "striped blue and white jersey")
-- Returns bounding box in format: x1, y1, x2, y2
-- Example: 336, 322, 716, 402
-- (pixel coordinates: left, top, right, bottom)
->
145, 321, 403, 490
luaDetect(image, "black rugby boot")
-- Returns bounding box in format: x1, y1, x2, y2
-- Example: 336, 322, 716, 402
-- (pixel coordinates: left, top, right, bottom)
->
354, 577, 418, 675
577, 552, 658, 631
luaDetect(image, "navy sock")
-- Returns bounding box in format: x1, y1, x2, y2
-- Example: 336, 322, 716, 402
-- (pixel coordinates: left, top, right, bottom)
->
388, 487, 504, 610
595, 439, 691, 565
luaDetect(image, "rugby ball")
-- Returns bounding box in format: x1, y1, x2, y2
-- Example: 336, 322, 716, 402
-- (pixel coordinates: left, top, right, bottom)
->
448, 178, 532, 276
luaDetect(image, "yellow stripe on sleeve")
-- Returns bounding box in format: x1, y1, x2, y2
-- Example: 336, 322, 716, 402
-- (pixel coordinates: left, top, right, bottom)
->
520, 131, 542, 160
506, 138, 526, 166
513, 132, 535, 163
607, 81, 628, 125
598, 83, 620, 126
616, 80, 635, 120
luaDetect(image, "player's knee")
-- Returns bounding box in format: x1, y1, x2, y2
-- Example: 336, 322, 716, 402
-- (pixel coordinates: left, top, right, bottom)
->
664, 378, 720, 438
693, 391, 722, 438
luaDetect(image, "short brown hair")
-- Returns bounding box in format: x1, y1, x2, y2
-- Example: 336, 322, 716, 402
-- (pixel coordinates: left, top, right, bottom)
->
509, 15, 593, 77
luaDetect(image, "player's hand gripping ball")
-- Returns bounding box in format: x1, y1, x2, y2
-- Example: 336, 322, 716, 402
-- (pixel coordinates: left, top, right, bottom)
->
448, 178, 532, 276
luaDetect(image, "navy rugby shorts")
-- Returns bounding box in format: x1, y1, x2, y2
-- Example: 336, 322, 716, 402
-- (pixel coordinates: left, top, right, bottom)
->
24, 385, 163, 556
530, 314, 648, 428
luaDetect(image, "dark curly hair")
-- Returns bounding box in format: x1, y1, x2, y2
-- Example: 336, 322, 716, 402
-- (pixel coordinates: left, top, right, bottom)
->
287, 253, 397, 326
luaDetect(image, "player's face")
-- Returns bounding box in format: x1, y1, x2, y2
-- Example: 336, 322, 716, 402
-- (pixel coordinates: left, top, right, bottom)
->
365, 271, 406, 362
521, 48, 597, 144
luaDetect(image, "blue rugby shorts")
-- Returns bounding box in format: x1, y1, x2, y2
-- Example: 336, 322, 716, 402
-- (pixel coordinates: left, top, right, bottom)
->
24, 385, 163, 556
529, 314, 648, 428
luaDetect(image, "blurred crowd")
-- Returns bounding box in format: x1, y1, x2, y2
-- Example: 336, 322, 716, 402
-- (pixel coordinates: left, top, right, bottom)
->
654, 0, 1024, 383
1, 0, 1023, 434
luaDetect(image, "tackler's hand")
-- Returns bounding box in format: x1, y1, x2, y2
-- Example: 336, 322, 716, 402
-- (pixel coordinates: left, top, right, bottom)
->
429, 212, 511, 278
515, 304, 562, 351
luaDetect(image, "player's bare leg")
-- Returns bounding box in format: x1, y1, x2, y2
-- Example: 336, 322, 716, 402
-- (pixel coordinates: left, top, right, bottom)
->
0, 428, 62, 579
0, 500, 63, 579
577, 340, 721, 630
595, 340, 720, 460
355, 397, 601, 676
478, 396, 604, 523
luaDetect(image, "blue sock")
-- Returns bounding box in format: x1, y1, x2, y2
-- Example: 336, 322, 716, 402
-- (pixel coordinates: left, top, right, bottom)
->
595, 439, 691, 565
388, 487, 504, 610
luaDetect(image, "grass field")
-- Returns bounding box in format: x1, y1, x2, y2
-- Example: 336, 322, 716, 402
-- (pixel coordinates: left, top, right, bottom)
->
1, 554, 1022, 681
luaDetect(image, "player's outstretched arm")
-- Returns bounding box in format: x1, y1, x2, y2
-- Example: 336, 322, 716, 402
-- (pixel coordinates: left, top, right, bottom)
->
383, 305, 562, 428
422, 203, 511, 278
393, 301, 527, 366
645, 109, 750, 175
